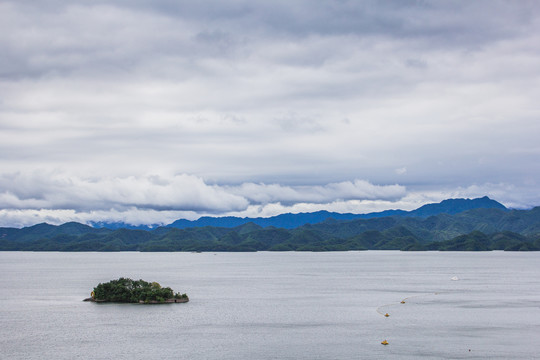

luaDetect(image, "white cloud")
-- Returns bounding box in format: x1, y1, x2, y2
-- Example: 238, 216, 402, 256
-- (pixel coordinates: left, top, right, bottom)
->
0, 172, 249, 212
0, 171, 405, 213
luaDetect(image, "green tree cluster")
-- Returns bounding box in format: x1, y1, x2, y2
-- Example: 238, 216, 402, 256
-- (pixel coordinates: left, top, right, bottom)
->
92, 278, 187, 303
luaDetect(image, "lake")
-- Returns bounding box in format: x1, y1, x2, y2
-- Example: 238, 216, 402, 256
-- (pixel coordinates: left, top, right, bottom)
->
1, 251, 539, 359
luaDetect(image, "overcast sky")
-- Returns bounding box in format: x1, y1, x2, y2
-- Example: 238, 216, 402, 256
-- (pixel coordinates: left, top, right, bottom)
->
1, 0, 540, 227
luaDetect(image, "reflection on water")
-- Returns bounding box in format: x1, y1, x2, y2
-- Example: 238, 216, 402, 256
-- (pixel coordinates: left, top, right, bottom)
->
1, 251, 539, 359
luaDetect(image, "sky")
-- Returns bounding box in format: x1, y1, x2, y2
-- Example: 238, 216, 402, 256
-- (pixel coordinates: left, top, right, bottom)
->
1, 0, 540, 227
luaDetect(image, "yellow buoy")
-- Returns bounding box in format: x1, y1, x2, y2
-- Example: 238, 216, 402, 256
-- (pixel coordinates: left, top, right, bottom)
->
400, 300, 405, 304
384, 313, 390, 317
381, 340, 389, 345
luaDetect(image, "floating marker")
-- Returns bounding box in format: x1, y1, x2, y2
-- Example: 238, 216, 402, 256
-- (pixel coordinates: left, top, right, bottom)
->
381, 340, 389, 345
384, 313, 390, 317
400, 300, 405, 304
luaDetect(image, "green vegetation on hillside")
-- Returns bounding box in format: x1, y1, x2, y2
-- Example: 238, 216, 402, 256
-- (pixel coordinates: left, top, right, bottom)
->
91, 278, 188, 303
1, 207, 540, 251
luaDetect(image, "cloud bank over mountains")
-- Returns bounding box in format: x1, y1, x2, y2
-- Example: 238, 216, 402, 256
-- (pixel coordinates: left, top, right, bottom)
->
0, 171, 530, 227
1, 1, 540, 226
0, 172, 407, 226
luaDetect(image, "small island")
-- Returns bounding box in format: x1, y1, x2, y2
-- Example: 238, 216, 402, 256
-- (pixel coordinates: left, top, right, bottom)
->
84, 277, 189, 304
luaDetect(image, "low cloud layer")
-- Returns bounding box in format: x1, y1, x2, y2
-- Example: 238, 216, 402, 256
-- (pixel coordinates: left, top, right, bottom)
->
0, 172, 406, 226
0, 172, 537, 228
0, 172, 248, 212
1, 1, 540, 227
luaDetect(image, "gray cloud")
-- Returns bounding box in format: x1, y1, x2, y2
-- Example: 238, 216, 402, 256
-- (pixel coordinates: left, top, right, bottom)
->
1, 1, 540, 226
0, 172, 249, 212
1, 176, 537, 228
0, 172, 405, 211
0, 172, 410, 226
228, 180, 406, 205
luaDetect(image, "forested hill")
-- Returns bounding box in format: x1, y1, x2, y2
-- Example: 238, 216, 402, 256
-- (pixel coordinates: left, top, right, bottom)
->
1, 203, 539, 252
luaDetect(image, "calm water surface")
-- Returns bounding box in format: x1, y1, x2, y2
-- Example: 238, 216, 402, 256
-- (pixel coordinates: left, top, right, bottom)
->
1, 251, 539, 359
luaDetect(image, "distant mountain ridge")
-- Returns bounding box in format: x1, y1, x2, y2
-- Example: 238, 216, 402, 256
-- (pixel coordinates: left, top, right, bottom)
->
87, 196, 507, 230
8, 196, 507, 232
1, 204, 539, 252
406, 196, 506, 217
164, 196, 507, 230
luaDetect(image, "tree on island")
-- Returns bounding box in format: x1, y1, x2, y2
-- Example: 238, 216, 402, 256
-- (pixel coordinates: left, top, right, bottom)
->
91, 278, 188, 303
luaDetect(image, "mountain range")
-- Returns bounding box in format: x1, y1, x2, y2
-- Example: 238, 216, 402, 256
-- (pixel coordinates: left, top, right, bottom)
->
1, 196, 539, 251
91, 196, 507, 230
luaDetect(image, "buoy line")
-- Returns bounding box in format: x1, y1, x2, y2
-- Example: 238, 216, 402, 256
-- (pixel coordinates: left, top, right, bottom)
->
376, 292, 440, 317
378, 291, 441, 346
376, 303, 396, 316
400, 292, 439, 303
